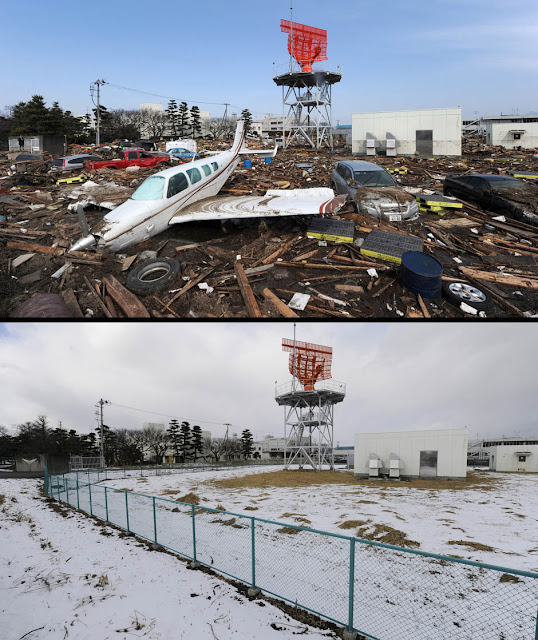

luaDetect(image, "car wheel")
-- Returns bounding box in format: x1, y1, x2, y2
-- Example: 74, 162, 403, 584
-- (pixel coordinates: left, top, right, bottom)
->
126, 258, 181, 296
442, 281, 493, 312
331, 181, 338, 192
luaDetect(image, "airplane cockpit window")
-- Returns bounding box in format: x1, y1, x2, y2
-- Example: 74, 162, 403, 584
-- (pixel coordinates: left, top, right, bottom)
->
167, 172, 189, 198
202, 164, 211, 176
131, 175, 165, 200
187, 167, 202, 184
211, 162, 219, 171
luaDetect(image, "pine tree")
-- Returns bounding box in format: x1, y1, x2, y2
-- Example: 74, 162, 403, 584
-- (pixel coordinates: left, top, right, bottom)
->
241, 109, 253, 136
167, 419, 181, 463
178, 102, 190, 138
190, 106, 202, 138
240, 429, 254, 460
48, 101, 64, 135
191, 425, 204, 462
179, 421, 192, 462
166, 99, 179, 138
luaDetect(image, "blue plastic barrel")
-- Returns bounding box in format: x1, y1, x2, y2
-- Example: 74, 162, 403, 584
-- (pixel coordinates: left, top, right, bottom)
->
400, 251, 442, 299
243, 159, 252, 168
264, 156, 272, 165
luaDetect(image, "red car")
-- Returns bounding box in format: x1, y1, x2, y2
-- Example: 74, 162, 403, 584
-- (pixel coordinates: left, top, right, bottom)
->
86, 150, 170, 171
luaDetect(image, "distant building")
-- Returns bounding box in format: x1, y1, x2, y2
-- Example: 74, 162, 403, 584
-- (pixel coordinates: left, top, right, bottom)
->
352, 108, 462, 157
9, 135, 66, 155
481, 115, 538, 150
354, 428, 468, 480
483, 436, 538, 472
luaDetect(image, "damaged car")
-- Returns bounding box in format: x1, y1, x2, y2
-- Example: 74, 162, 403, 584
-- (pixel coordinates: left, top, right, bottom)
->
443, 173, 538, 225
331, 160, 419, 222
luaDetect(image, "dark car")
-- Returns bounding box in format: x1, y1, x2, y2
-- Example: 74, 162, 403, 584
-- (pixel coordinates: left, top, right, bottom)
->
331, 160, 419, 221
443, 174, 538, 225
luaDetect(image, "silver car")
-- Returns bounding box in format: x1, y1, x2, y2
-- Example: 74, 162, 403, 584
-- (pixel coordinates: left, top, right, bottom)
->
51, 154, 104, 172
331, 160, 419, 221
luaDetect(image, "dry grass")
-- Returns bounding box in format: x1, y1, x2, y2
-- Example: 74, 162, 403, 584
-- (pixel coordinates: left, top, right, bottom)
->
356, 524, 420, 548
244, 506, 258, 511
0, 494, 5, 506
499, 573, 523, 583
447, 540, 495, 552
215, 504, 226, 511
176, 492, 200, 505
338, 520, 370, 530
276, 526, 301, 535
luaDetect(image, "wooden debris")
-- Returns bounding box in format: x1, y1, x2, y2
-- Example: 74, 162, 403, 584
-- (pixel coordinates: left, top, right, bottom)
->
262, 288, 299, 318
335, 284, 365, 294
417, 294, 431, 318
18, 269, 43, 285
102, 275, 150, 318
372, 278, 397, 298
167, 267, 215, 305
61, 289, 84, 318
7, 241, 63, 255
459, 267, 538, 290
121, 255, 138, 271
83, 275, 112, 318
11, 253, 36, 269
235, 262, 261, 318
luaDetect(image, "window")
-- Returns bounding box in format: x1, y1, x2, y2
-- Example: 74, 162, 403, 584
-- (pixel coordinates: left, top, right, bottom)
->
131, 176, 165, 200
68, 158, 81, 164
352, 170, 395, 187
201, 164, 211, 176
468, 177, 489, 190
186, 167, 202, 184
211, 162, 219, 171
167, 172, 189, 198
140, 152, 153, 159
518, 455, 526, 462
128, 152, 138, 160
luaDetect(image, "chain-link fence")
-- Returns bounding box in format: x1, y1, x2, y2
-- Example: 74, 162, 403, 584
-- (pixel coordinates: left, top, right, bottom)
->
44, 468, 538, 640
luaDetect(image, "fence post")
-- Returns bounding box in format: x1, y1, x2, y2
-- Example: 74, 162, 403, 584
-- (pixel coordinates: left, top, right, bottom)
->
76, 477, 80, 509
192, 504, 197, 562
348, 537, 355, 634
125, 492, 130, 532
44, 462, 48, 495
89, 482, 93, 516
251, 517, 256, 588
65, 477, 69, 504
153, 497, 157, 543
62, 473, 65, 501
57, 477, 61, 501
105, 487, 109, 521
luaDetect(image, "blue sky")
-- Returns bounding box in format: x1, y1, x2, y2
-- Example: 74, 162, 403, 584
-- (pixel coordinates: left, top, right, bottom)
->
4, 0, 537, 122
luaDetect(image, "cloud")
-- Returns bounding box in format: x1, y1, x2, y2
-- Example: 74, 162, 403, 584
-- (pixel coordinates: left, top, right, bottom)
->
0, 323, 536, 445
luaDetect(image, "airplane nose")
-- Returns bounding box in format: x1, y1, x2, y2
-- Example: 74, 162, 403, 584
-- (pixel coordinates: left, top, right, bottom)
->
69, 235, 97, 252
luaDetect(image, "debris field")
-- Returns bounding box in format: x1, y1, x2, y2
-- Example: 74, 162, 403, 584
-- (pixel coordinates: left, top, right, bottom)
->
1, 139, 538, 318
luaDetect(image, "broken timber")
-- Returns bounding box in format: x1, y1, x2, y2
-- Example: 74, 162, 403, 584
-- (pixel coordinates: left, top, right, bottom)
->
101, 275, 150, 318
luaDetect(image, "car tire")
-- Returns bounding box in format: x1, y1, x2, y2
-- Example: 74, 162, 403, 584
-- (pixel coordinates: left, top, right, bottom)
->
442, 281, 493, 312
126, 258, 181, 296
331, 181, 338, 193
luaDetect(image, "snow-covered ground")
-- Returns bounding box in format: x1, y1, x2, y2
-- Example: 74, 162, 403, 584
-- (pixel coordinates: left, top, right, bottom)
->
103, 465, 538, 572
0, 478, 336, 640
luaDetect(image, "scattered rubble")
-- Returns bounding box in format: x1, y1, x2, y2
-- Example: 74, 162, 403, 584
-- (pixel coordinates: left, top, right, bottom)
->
1, 141, 538, 318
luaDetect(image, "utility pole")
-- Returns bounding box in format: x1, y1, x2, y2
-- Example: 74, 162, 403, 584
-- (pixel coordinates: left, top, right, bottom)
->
223, 423, 231, 462
97, 398, 110, 468
92, 79, 106, 146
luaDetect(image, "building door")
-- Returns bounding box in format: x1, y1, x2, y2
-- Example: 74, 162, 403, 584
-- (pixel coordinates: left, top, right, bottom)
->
517, 455, 527, 472
419, 450, 438, 477
416, 130, 433, 156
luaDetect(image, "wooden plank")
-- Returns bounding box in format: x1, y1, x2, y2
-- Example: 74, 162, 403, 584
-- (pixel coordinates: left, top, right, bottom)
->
7, 241, 63, 255
121, 255, 138, 271
167, 267, 215, 306
174, 243, 202, 253
292, 249, 319, 262
278, 261, 390, 272
459, 267, 538, 290
262, 288, 299, 318
335, 284, 365, 294
371, 278, 397, 298
235, 262, 261, 318
83, 275, 112, 318
461, 273, 526, 318
417, 294, 431, 318
104, 295, 119, 318
102, 275, 150, 318
481, 254, 536, 267
61, 289, 84, 318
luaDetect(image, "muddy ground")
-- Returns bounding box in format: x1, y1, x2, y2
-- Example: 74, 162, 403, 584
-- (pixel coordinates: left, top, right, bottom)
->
1, 139, 538, 318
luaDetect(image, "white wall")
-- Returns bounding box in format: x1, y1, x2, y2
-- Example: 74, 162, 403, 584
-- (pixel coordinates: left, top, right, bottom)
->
485, 122, 538, 149
352, 108, 462, 156
354, 428, 468, 479
489, 445, 538, 472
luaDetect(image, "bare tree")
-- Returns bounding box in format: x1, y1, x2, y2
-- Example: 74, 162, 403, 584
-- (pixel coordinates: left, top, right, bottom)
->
113, 428, 145, 465
208, 437, 227, 462
142, 425, 169, 464
109, 109, 144, 140
140, 108, 168, 139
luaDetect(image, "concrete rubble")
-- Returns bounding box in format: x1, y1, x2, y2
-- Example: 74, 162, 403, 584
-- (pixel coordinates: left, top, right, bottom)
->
1, 138, 538, 318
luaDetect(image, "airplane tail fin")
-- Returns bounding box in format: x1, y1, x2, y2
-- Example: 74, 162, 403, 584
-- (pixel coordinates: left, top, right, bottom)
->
231, 120, 246, 154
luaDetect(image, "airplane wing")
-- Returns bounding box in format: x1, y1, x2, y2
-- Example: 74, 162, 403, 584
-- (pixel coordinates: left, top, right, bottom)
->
168, 188, 347, 224
238, 145, 278, 157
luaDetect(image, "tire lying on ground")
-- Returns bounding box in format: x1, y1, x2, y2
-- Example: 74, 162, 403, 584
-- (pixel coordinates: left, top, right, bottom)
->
126, 258, 181, 296
442, 281, 493, 312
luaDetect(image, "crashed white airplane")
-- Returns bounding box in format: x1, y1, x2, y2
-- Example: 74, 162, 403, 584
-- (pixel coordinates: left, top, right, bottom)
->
70, 121, 346, 253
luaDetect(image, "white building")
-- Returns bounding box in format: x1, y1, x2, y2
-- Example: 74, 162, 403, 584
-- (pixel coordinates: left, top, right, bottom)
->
482, 115, 538, 150
354, 428, 468, 479
352, 108, 462, 157
483, 437, 538, 472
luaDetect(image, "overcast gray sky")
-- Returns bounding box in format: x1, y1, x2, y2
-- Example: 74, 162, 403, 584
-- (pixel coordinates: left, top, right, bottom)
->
0, 322, 536, 445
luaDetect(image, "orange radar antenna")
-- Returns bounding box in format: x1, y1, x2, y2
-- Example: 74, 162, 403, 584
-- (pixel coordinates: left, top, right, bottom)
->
282, 338, 333, 390
280, 20, 328, 72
